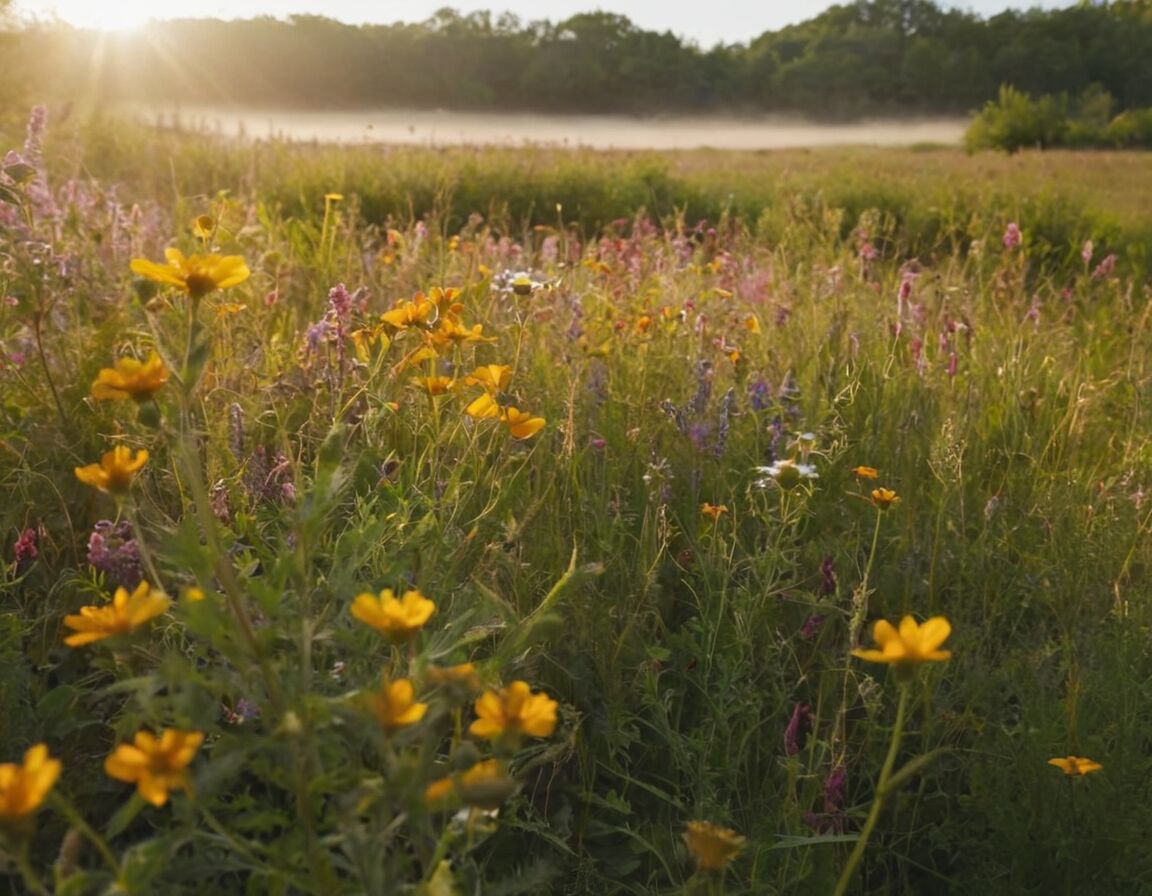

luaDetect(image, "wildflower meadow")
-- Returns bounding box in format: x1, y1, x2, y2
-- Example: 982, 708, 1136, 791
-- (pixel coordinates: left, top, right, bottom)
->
2, 108, 1152, 894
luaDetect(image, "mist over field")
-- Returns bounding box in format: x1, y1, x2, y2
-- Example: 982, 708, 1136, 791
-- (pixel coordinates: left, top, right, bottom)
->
137, 106, 969, 149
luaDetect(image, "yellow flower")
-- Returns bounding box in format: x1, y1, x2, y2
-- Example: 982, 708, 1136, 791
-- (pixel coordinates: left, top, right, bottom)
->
367, 677, 428, 731
410, 375, 456, 396
91, 352, 169, 402
465, 392, 501, 420
131, 248, 250, 300
74, 446, 149, 494
351, 588, 435, 640
465, 364, 512, 393
500, 407, 545, 440
425, 759, 514, 810
104, 729, 204, 807
469, 681, 558, 741
191, 215, 215, 239
0, 744, 61, 823
700, 502, 728, 523
1048, 756, 1102, 777
870, 487, 901, 509
852, 465, 879, 479
682, 820, 746, 872
381, 296, 435, 330
428, 315, 495, 348
63, 582, 171, 647
427, 662, 481, 692
851, 615, 952, 668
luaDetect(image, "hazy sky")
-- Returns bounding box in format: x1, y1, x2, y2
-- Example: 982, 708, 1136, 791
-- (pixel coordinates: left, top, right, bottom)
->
13, 0, 1076, 47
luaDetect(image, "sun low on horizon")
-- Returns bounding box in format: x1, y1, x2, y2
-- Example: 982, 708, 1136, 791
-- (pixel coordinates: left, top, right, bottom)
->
14, 0, 160, 31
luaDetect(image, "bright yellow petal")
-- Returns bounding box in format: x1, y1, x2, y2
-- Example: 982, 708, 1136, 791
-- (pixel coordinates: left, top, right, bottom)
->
872, 619, 899, 646
917, 617, 951, 653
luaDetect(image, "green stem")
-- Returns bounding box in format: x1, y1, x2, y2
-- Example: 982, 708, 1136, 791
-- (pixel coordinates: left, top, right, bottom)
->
833, 684, 910, 896
51, 793, 121, 875
31, 309, 68, 428
174, 412, 286, 714
122, 502, 164, 590
13, 843, 49, 896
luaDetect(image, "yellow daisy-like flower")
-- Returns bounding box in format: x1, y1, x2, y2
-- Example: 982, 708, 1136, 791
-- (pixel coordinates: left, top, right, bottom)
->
0, 744, 61, 823
131, 248, 250, 300
90, 352, 169, 402
367, 677, 428, 731
465, 392, 501, 420
469, 681, 558, 741
62, 581, 171, 647
500, 407, 546, 440
428, 315, 496, 349
870, 487, 901, 509
851, 615, 952, 669
191, 215, 216, 239
427, 662, 481, 690
700, 502, 728, 523
852, 465, 879, 479
381, 296, 436, 330
350, 588, 435, 641
682, 820, 747, 872
74, 445, 149, 494
1048, 756, 1102, 777
104, 729, 204, 807
465, 364, 512, 393
425, 759, 514, 810
410, 375, 456, 396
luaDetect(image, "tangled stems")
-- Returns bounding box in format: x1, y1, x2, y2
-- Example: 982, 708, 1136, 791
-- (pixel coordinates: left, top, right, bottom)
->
832, 684, 910, 896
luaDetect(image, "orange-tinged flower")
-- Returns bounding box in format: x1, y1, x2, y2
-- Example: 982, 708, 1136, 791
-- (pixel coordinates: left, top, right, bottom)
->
74, 446, 149, 494
500, 407, 545, 440
131, 248, 249, 300
425, 759, 514, 810
427, 662, 482, 693
469, 681, 557, 741
682, 820, 746, 872
381, 296, 435, 330
91, 352, 169, 402
700, 502, 728, 522
465, 392, 501, 420
870, 487, 900, 509
465, 364, 512, 393
429, 286, 464, 317
63, 582, 171, 647
1048, 756, 1102, 777
851, 615, 952, 668
0, 744, 61, 823
852, 465, 879, 479
351, 588, 435, 640
104, 729, 204, 807
411, 375, 456, 396
368, 677, 428, 731
191, 215, 216, 239
428, 315, 495, 348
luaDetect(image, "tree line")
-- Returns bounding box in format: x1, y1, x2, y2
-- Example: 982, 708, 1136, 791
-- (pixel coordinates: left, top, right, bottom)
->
10, 0, 1152, 117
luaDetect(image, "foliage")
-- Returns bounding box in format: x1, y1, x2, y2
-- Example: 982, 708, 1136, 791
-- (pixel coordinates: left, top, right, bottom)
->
2, 108, 1152, 894
967, 84, 1152, 152
5, 0, 1152, 117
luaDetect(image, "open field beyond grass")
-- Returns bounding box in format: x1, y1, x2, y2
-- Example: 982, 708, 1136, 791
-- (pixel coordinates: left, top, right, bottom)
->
3, 110, 1152, 894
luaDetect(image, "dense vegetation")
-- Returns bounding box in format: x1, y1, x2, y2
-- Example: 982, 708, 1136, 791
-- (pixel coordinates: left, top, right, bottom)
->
3, 107, 1152, 894
4, 0, 1152, 117
966, 84, 1152, 150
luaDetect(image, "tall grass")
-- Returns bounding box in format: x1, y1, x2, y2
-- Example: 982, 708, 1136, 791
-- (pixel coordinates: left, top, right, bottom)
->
2, 109, 1152, 894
